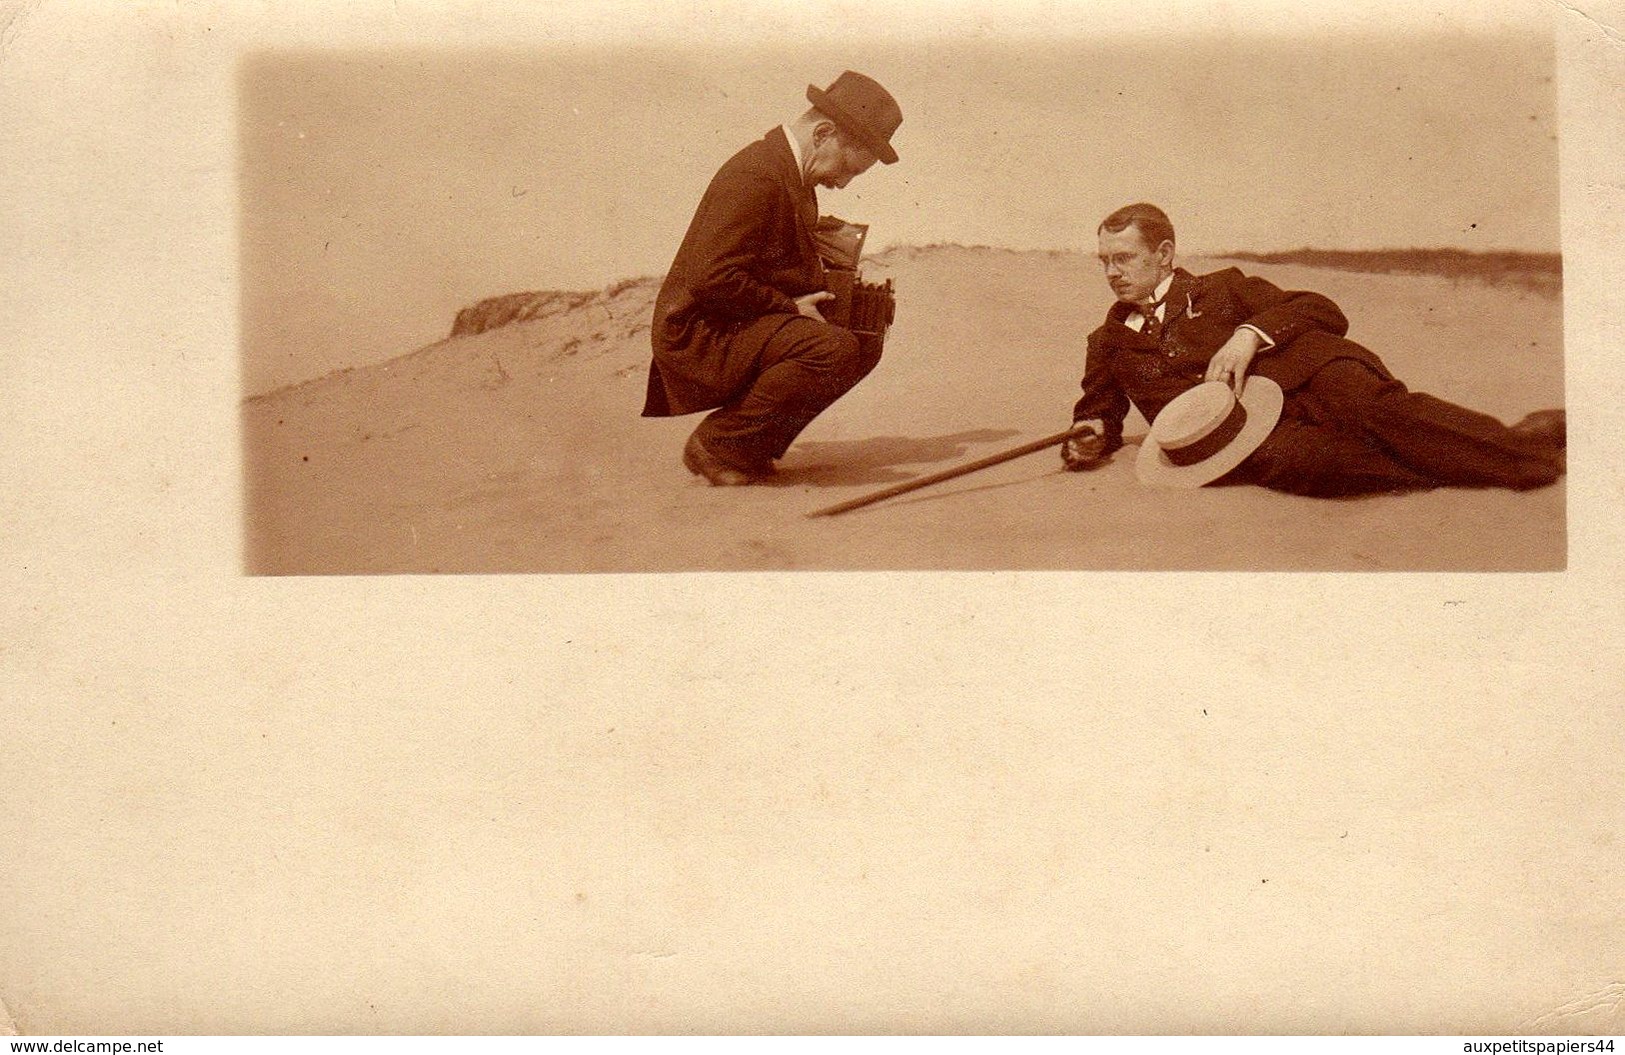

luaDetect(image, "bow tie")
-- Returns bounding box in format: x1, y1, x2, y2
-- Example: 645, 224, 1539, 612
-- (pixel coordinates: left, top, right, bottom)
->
1137, 298, 1167, 342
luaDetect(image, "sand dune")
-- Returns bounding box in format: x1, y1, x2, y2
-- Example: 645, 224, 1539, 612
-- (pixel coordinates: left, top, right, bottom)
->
242, 246, 1564, 573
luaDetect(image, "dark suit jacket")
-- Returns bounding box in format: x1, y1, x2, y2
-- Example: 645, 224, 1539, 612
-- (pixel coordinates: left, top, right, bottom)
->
1072, 266, 1389, 452
643, 127, 826, 417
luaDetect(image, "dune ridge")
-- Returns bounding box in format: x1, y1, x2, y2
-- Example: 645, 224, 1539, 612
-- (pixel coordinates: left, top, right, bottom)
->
1217, 248, 1561, 295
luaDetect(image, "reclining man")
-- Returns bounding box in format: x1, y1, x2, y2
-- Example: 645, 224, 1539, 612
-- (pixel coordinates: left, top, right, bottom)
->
642, 71, 902, 486
1060, 202, 1566, 496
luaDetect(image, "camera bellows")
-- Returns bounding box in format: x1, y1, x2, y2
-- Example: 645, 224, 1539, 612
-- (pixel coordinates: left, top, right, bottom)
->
848, 277, 896, 336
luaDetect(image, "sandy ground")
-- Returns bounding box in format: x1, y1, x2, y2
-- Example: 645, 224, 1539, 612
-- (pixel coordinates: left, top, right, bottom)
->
243, 248, 1565, 573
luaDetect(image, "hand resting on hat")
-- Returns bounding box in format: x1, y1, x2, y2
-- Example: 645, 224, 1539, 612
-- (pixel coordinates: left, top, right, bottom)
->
1203, 327, 1264, 396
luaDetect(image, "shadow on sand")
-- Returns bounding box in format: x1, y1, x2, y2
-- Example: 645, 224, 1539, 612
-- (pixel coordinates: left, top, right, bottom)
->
775, 428, 1022, 487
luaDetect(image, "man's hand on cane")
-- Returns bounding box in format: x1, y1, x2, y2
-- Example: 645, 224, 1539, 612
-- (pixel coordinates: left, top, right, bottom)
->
1061, 419, 1109, 471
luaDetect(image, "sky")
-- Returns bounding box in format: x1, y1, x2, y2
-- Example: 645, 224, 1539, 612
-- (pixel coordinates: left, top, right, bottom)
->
240, 18, 1559, 394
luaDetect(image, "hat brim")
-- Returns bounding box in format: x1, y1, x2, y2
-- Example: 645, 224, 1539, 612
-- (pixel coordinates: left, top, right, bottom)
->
806, 85, 899, 164
1136, 377, 1284, 488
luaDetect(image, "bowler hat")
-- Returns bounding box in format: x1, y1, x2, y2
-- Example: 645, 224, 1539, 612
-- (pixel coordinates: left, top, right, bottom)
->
806, 71, 901, 165
1136, 378, 1283, 487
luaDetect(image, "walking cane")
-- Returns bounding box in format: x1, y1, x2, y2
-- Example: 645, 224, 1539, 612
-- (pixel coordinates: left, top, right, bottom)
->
807, 423, 1099, 518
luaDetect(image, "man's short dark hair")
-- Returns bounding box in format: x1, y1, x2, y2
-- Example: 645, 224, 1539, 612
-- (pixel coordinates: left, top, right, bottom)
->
1099, 203, 1175, 250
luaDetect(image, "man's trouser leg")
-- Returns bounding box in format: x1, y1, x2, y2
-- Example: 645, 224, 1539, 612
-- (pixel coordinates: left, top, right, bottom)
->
692, 316, 880, 471
1294, 358, 1563, 490
1223, 418, 1437, 497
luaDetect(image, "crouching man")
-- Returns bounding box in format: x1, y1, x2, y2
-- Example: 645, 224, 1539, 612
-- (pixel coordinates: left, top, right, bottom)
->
641, 71, 902, 486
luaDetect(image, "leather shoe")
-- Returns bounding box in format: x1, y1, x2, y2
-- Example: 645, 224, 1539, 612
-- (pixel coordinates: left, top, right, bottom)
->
1512, 408, 1566, 450
683, 434, 769, 486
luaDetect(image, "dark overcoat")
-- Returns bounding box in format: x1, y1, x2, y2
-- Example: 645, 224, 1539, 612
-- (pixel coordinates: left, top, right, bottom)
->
1072, 266, 1391, 452
642, 127, 826, 417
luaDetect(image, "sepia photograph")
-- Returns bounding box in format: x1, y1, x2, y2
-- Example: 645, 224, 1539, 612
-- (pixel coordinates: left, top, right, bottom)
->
239, 24, 1566, 573
4, 0, 1625, 1039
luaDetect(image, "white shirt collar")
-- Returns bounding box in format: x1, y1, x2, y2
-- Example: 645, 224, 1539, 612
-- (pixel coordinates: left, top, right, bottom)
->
781, 124, 806, 184
1146, 273, 1175, 311
1129, 273, 1176, 327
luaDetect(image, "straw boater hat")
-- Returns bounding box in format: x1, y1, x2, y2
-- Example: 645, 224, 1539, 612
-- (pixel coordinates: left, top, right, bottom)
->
1136, 378, 1284, 487
807, 71, 902, 165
